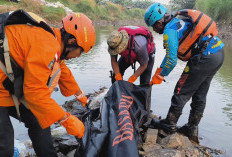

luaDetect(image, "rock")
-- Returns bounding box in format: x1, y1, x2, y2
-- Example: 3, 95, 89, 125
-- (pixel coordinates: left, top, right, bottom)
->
142, 144, 162, 153
53, 134, 78, 155
51, 126, 66, 137
145, 129, 158, 144
146, 148, 185, 157
88, 89, 108, 109
66, 149, 76, 157
141, 130, 218, 157
158, 133, 193, 149
57, 152, 66, 157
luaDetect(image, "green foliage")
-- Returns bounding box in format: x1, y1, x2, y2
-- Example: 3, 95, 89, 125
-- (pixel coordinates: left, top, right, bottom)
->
45, 0, 73, 5
1, 0, 146, 22
170, 0, 232, 22
0, 1, 12, 5
42, 6, 66, 22
125, 8, 145, 19
94, 5, 112, 20
95, 0, 103, 4
195, 0, 232, 22
75, 0, 95, 13
105, 2, 121, 19
73, 0, 144, 21
170, 0, 196, 10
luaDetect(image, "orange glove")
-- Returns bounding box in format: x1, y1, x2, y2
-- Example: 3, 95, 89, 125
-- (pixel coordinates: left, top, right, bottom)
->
59, 112, 85, 138
75, 90, 87, 106
128, 75, 137, 83
150, 68, 164, 85
115, 73, 123, 81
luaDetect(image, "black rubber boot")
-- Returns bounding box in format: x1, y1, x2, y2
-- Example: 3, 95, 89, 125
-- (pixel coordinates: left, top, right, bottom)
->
158, 107, 181, 138
178, 111, 202, 143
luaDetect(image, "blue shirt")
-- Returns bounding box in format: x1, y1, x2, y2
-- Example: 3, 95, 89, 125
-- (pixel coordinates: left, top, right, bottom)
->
160, 17, 224, 76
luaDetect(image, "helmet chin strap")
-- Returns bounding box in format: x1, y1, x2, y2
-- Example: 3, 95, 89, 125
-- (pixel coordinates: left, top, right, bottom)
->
164, 13, 173, 26
60, 28, 79, 60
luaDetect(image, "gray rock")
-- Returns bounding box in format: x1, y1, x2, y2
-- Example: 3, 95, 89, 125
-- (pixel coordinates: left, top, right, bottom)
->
146, 148, 185, 157
158, 133, 193, 149
54, 134, 78, 155
67, 149, 76, 157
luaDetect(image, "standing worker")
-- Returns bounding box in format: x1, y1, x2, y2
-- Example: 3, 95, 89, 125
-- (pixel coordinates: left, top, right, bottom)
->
107, 26, 155, 85
0, 10, 95, 156
144, 3, 224, 143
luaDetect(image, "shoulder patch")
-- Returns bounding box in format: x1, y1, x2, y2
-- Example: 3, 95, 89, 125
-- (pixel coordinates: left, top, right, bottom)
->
163, 34, 168, 41
184, 66, 189, 73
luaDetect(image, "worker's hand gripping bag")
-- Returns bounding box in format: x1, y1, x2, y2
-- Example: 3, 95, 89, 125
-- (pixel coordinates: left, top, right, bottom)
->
75, 81, 152, 157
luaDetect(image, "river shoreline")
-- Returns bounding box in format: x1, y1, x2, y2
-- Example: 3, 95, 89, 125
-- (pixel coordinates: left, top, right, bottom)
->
93, 19, 232, 41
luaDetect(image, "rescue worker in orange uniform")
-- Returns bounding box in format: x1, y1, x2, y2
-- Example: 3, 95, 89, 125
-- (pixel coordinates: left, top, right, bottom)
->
0, 11, 95, 157
144, 3, 224, 143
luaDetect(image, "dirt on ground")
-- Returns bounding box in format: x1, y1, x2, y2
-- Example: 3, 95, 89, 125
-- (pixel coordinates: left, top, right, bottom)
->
217, 21, 232, 40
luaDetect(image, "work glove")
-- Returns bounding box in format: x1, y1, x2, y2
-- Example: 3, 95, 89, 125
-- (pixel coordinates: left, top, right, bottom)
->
115, 73, 123, 81
59, 112, 85, 138
149, 68, 164, 85
128, 75, 137, 83
75, 90, 87, 106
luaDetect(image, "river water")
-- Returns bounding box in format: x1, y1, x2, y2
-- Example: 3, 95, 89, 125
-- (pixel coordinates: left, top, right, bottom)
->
12, 26, 232, 156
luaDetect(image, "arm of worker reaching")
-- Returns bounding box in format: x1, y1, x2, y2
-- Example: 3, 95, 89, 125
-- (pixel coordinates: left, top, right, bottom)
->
128, 42, 149, 83
111, 55, 123, 81
150, 29, 178, 85
23, 43, 84, 138
128, 64, 148, 83
58, 61, 80, 96
58, 62, 87, 106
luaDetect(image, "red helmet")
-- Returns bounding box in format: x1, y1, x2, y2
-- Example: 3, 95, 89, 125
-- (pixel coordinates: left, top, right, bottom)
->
62, 13, 96, 53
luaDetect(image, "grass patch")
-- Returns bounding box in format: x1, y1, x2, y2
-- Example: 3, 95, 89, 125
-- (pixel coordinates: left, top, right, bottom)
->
45, 0, 74, 6
195, 0, 232, 23
126, 8, 145, 19
41, 6, 66, 22
0, 1, 12, 5
0, 0, 43, 15
105, 1, 122, 19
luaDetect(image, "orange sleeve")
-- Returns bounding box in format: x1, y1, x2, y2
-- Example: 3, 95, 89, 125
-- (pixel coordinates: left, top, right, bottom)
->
58, 61, 80, 97
23, 40, 65, 129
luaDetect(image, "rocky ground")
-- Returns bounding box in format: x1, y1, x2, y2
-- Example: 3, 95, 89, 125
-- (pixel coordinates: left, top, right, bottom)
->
14, 87, 224, 157
54, 87, 224, 157
217, 21, 232, 40
141, 130, 223, 157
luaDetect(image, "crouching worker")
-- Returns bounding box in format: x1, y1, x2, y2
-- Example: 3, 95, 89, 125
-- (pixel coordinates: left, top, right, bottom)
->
145, 3, 224, 143
0, 10, 95, 157
107, 26, 155, 85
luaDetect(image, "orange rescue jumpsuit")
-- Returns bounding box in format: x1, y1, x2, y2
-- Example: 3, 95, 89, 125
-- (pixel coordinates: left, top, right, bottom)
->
0, 24, 80, 129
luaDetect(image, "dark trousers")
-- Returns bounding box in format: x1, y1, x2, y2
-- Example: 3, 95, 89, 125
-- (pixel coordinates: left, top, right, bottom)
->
0, 105, 57, 157
112, 55, 155, 85
170, 49, 224, 118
